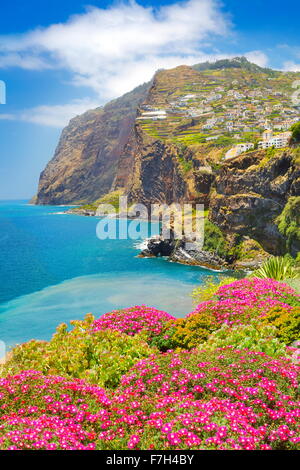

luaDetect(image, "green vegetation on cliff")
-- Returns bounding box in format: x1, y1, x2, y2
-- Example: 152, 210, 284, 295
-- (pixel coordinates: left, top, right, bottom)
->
79, 190, 124, 213
203, 219, 229, 258
291, 122, 300, 143
193, 57, 278, 76
276, 197, 300, 251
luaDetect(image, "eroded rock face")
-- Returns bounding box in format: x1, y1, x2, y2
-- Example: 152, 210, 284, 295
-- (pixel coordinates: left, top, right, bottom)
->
113, 125, 189, 205
34, 83, 150, 204
209, 151, 300, 254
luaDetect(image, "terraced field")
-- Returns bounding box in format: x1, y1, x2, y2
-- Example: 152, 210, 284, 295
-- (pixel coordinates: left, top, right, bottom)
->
137, 58, 300, 157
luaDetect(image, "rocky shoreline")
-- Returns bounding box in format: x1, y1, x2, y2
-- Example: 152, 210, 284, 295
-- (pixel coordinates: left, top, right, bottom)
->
65, 208, 268, 272
65, 208, 96, 216
66, 207, 230, 270
138, 234, 229, 271
139, 231, 274, 271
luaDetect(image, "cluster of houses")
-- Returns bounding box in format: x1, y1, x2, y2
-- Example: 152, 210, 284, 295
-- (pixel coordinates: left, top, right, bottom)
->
136, 78, 300, 153
273, 118, 299, 131
225, 127, 293, 160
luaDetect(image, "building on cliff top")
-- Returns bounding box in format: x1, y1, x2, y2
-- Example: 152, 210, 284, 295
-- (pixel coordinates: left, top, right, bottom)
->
137, 109, 167, 120
225, 142, 255, 160
258, 130, 292, 149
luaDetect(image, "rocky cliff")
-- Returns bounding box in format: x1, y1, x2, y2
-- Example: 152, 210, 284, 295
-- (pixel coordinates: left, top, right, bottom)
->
209, 149, 300, 256
112, 124, 189, 205
34, 82, 150, 204
113, 65, 225, 206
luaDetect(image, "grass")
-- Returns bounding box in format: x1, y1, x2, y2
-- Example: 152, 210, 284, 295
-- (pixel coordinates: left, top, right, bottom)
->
78, 190, 124, 212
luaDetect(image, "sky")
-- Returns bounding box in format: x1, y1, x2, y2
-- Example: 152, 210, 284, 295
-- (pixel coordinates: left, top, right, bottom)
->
0, 0, 300, 199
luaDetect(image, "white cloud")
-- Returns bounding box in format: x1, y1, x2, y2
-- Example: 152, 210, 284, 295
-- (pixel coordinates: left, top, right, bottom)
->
1, 99, 100, 127
0, 0, 231, 100
0, 1, 272, 128
0, 113, 14, 120
283, 61, 300, 72
244, 51, 269, 68
0, 53, 52, 70
18, 99, 101, 127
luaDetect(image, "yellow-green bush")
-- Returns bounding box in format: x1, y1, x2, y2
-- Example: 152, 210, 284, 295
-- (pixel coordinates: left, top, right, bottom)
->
260, 306, 300, 345
2, 314, 154, 388
200, 320, 287, 357
191, 275, 237, 304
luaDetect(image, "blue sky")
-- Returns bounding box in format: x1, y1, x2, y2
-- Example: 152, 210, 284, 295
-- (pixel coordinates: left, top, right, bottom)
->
0, 0, 300, 199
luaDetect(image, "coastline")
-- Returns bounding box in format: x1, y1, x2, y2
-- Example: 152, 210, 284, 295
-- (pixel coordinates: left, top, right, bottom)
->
64, 207, 256, 273
65, 207, 233, 271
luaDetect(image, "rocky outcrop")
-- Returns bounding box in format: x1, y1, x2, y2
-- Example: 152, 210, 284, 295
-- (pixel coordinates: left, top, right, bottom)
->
65, 208, 96, 217
209, 150, 300, 255
139, 236, 176, 258
169, 246, 227, 270
34, 83, 150, 204
139, 234, 227, 271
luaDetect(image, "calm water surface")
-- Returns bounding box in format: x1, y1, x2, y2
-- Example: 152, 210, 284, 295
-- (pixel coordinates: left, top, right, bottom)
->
0, 200, 224, 347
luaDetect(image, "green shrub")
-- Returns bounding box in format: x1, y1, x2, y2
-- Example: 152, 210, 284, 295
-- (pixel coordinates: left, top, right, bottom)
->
203, 219, 229, 258
81, 190, 124, 212
177, 155, 193, 174
276, 197, 300, 251
291, 121, 300, 143
155, 310, 219, 350
284, 276, 300, 294
149, 320, 181, 352
201, 320, 287, 357
2, 314, 154, 389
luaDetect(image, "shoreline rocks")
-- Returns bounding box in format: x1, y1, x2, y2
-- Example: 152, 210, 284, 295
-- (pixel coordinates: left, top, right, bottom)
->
65, 208, 96, 216
138, 234, 228, 271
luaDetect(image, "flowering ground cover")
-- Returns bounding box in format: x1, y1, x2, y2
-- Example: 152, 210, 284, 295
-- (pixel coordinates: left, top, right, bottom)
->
92, 305, 175, 338
0, 371, 111, 450
217, 278, 300, 303
0, 278, 299, 450
192, 277, 300, 327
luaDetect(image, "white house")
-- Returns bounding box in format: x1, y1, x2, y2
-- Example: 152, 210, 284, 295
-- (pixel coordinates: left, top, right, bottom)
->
258, 130, 291, 149
137, 109, 167, 120
225, 142, 254, 160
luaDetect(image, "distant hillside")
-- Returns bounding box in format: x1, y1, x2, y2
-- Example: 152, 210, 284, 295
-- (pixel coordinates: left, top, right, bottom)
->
193, 56, 278, 75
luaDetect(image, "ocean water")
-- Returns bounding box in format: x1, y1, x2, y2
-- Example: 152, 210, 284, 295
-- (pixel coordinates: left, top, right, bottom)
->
0, 200, 224, 348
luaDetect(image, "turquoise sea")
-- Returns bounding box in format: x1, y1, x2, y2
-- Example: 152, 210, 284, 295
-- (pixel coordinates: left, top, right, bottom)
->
0, 200, 223, 349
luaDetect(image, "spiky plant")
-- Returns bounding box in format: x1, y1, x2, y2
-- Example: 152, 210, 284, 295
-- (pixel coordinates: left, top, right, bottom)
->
250, 256, 298, 281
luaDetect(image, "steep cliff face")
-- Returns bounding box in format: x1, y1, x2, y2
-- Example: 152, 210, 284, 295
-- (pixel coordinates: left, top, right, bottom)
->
113, 124, 192, 205
209, 150, 300, 255
35, 82, 150, 204
113, 60, 300, 209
